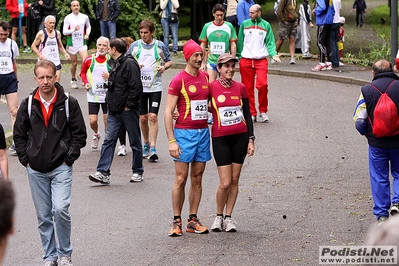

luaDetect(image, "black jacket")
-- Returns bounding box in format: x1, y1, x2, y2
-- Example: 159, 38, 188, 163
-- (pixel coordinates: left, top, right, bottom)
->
14, 83, 87, 172
106, 53, 142, 114
40, 0, 56, 17
96, 0, 121, 21
353, 0, 366, 11
361, 72, 399, 148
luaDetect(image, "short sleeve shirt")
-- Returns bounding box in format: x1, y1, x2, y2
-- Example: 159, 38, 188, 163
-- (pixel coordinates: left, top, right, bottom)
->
168, 70, 209, 129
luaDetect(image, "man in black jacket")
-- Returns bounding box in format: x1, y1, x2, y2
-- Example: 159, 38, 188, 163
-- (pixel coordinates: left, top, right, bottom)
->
89, 38, 144, 184
353, 60, 399, 224
96, 0, 120, 39
13, 60, 87, 266
353, 0, 366, 27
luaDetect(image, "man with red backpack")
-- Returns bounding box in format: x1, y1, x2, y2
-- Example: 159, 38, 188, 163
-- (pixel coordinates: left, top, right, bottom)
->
353, 60, 399, 224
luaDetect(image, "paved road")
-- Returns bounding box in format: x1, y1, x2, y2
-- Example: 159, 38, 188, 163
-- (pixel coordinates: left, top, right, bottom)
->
3, 66, 374, 265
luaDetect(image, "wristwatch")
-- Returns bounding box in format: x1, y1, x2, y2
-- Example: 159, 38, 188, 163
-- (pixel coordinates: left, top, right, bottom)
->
249, 136, 256, 141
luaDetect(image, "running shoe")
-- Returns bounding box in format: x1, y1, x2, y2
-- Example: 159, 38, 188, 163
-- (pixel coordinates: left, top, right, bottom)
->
168, 218, 182, 237
390, 204, 399, 216
8, 142, 17, 155
224, 217, 237, 232
117, 145, 127, 156
130, 173, 143, 182
43, 261, 58, 266
143, 143, 149, 158
290, 57, 295, 64
91, 133, 100, 149
59, 256, 73, 266
251, 116, 256, 123
258, 112, 269, 123
311, 63, 327, 72
88, 172, 110, 184
70, 79, 78, 89
23, 46, 32, 53
186, 217, 209, 234
148, 147, 158, 162
211, 216, 223, 232
378, 216, 388, 224
325, 62, 333, 70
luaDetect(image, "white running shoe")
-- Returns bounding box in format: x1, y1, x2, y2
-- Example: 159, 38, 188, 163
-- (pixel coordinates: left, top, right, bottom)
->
258, 112, 269, 123
70, 80, 78, 89
211, 216, 223, 232
117, 145, 127, 156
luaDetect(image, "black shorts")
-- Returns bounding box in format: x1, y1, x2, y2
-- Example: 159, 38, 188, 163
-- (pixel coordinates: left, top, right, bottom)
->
88, 102, 107, 115
139, 91, 162, 115
0, 73, 18, 95
212, 132, 249, 166
11, 17, 27, 27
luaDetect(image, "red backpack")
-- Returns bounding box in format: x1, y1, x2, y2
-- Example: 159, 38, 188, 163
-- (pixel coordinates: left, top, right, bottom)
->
369, 80, 399, 137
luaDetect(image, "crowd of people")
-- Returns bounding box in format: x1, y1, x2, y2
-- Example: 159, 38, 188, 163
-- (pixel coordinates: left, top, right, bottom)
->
2, 0, 393, 265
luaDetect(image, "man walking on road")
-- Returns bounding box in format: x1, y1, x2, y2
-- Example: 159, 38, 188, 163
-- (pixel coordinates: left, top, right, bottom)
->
128, 20, 172, 162
80, 36, 110, 150
0, 21, 19, 154
89, 38, 144, 184
237, 4, 280, 123
13, 60, 87, 266
63, 0, 91, 89
31, 15, 70, 83
353, 60, 399, 223
164, 40, 211, 237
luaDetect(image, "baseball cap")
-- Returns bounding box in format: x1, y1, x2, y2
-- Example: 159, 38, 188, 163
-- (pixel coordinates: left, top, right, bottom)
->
217, 53, 238, 64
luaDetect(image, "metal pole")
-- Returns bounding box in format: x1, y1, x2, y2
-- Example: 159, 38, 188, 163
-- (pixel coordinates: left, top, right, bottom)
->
390, 0, 397, 65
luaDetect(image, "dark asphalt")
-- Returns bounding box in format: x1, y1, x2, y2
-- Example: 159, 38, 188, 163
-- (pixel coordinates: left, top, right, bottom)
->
3, 58, 376, 265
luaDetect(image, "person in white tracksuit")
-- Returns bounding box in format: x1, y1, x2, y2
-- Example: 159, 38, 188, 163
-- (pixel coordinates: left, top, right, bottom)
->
298, 0, 314, 58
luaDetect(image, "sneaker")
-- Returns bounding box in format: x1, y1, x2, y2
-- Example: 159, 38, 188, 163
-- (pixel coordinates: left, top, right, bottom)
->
143, 143, 150, 158
9, 142, 17, 155
23, 46, 32, 53
168, 218, 182, 237
378, 216, 389, 224
91, 133, 100, 149
59, 257, 73, 266
211, 216, 223, 232
325, 62, 333, 70
70, 80, 78, 89
251, 116, 256, 123
173, 51, 178, 56
224, 217, 237, 232
302, 53, 313, 59
390, 204, 399, 216
43, 261, 58, 266
117, 145, 127, 156
186, 217, 209, 234
311, 63, 327, 72
258, 112, 269, 123
290, 57, 295, 64
130, 173, 143, 182
88, 172, 110, 184
148, 147, 159, 162
339, 62, 345, 66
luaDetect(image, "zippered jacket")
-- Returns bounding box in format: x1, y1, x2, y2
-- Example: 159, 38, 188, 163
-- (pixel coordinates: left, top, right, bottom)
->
237, 17, 277, 59
14, 83, 87, 172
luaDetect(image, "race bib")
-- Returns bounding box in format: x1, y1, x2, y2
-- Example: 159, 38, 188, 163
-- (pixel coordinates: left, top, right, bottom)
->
141, 71, 154, 88
72, 32, 83, 44
210, 42, 225, 55
191, 100, 208, 120
93, 82, 106, 95
219, 106, 243, 126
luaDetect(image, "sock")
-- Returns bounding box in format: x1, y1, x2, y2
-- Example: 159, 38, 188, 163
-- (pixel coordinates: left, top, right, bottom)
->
188, 214, 197, 221
173, 216, 181, 221
72, 78, 77, 81
225, 215, 231, 219
217, 214, 223, 217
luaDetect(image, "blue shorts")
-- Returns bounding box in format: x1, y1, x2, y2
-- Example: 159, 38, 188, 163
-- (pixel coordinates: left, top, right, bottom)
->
0, 73, 18, 95
174, 128, 212, 163
206, 62, 218, 72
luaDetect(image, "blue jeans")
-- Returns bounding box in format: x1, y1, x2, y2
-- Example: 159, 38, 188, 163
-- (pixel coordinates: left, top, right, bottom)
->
99, 20, 117, 39
97, 109, 143, 175
369, 146, 399, 220
27, 164, 73, 261
161, 18, 179, 52
330, 23, 340, 67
